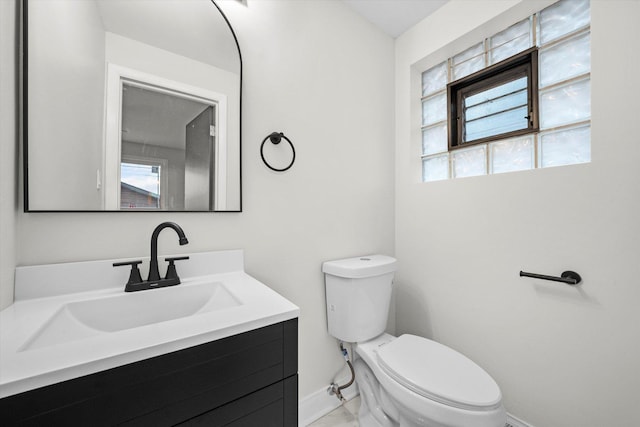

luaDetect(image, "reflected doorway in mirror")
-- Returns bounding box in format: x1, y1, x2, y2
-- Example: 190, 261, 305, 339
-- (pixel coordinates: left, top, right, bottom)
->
104, 64, 228, 211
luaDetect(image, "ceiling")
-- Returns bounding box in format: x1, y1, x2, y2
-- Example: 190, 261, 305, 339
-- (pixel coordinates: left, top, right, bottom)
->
342, 0, 449, 38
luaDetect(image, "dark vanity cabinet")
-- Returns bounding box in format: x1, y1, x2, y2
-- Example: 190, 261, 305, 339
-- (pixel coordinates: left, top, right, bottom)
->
0, 319, 298, 426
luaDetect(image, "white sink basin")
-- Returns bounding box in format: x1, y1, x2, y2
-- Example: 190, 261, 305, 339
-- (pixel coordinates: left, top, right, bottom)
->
21, 282, 241, 351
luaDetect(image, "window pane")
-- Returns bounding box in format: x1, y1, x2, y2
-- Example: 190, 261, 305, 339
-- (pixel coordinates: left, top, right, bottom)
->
423, 154, 449, 182
540, 125, 590, 167
466, 105, 528, 142
539, 0, 590, 45
466, 89, 527, 121
490, 18, 531, 64
461, 74, 530, 143
465, 75, 527, 120
540, 32, 590, 88
540, 78, 590, 129
490, 136, 534, 174
422, 93, 447, 126
466, 77, 527, 108
422, 123, 448, 156
453, 43, 485, 80
452, 145, 486, 178
453, 42, 484, 65
422, 61, 448, 97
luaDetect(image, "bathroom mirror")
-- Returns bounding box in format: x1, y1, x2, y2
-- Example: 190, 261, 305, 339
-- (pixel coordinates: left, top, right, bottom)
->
23, 0, 242, 211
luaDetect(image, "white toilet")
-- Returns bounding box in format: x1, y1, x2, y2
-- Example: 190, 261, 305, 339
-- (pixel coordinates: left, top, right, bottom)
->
322, 255, 506, 427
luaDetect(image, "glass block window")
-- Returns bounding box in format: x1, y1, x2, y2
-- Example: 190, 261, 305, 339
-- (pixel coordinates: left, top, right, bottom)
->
422, 123, 447, 156
490, 135, 534, 174
422, 61, 448, 97
539, 32, 590, 88
452, 145, 487, 178
539, 124, 591, 168
538, 0, 590, 45
421, 0, 590, 183
421, 59, 449, 179
422, 92, 447, 126
539, 78, 590, 129
489, 18, 532, 65
422, 153, 449, 182
452, 43, 485, 80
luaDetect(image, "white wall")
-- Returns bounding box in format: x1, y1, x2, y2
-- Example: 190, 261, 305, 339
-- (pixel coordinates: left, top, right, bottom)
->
0, 0, 18, 310
395, 1, 640, 426
5, 0, 395, 399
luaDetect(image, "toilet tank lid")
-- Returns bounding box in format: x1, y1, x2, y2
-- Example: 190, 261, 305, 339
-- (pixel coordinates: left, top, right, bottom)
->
322, 255, 397, 278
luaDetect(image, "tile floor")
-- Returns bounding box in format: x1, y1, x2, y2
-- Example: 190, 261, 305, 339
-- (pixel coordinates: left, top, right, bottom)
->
308, 396, 361, 426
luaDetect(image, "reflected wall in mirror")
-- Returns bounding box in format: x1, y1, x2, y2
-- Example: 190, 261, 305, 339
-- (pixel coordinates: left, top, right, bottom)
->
24, 0, 242, 211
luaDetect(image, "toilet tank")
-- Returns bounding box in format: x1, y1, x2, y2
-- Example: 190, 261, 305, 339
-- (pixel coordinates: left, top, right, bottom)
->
322, 255, 397, 343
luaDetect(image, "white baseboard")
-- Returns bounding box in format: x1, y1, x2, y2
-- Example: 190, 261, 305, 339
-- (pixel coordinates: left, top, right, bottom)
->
506, 412, 535, 427
299, 380, 359, 426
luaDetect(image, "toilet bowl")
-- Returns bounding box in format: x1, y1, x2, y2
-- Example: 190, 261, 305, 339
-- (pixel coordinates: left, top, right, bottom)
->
355, 334, 505, 427
322, 255, 506, 427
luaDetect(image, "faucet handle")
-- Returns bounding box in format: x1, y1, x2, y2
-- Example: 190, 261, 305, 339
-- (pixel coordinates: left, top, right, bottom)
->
113, 260, 143, 287
164, 256, 189, 281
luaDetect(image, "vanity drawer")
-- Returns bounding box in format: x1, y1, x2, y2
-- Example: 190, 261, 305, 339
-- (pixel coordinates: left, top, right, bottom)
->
173, 375, 297, 426
0, 318, 298, 426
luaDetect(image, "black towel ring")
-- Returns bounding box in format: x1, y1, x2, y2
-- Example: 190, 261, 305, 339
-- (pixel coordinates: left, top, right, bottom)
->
261, 132, 296, 172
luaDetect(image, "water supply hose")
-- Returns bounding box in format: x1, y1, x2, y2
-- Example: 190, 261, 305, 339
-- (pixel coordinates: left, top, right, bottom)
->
329, 342, 355, 402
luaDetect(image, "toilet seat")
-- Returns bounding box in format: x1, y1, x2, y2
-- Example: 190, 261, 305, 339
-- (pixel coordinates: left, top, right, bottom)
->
356, 334, 506, 427
376, 334, 502, 411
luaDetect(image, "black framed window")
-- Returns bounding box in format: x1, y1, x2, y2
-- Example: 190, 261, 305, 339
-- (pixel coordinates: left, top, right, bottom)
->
448, 47, 539, 150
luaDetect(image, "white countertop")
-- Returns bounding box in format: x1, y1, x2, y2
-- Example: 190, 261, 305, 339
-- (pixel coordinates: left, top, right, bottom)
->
0, 250, 299, 398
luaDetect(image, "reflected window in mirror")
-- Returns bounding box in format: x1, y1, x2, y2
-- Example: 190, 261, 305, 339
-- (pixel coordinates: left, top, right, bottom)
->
120, 160, 164, 210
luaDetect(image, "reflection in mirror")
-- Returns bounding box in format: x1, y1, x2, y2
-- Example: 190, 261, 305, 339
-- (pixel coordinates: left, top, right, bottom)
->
24, 0, 242, 211
105, 68, 229, 211
120, 83, 218, 211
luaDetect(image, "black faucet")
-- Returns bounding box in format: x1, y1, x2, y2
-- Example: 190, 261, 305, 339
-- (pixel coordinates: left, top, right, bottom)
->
148, 222, 189, 282
113, 222, 190, 292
